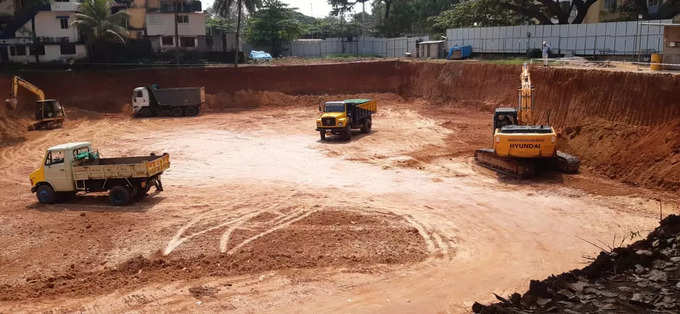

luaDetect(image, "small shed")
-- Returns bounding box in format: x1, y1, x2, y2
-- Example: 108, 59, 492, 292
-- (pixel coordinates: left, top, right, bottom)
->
663, 24, 680, 69
416, 40, 446, 59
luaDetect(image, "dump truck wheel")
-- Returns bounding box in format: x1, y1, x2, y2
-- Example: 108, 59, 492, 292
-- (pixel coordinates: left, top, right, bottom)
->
109, 186, 132, 206
171, 107, 183, 117
36, 184, 56, 204
183, 106, 199, 117
361, 119, 372, 133
344, 126, 352, 141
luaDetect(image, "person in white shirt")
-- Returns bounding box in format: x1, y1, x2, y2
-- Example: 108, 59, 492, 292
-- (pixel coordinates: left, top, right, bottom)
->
542, 41, 551, 67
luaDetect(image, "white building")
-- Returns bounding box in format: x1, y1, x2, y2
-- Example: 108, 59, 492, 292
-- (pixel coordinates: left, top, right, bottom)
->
145, 12, 206, 52
0, 0, 87, 63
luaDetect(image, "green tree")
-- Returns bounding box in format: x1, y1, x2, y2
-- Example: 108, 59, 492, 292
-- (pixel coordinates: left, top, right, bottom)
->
245, 0, 303, 57
621, 0, 680, 20
498, 0, 598, 24
213, 0, 262, 67
72, 0, 129, 61
429, 0, 529, 33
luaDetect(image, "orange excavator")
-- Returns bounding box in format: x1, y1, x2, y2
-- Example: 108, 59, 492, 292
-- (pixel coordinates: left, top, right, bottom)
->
5, 75, 65, 130
474, 63, 579, 178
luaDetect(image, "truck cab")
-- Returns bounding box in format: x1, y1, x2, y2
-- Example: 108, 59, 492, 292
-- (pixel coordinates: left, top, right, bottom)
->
30, 142, 93, 201
131, 87, 150, 115
316, 99, 376, 141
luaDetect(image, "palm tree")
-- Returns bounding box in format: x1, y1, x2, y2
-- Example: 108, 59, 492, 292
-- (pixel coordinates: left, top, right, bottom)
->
72, 0, 129, 61
214, 0, 262, 67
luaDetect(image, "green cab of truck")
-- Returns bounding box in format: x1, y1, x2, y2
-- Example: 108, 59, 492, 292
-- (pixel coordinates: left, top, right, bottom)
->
30, 142, 169, 206
316, 99, 377, 141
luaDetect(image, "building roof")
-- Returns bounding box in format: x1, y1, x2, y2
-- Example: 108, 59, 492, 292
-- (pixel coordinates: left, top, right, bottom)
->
48, 142, 91, 151
418, 40, 445, 45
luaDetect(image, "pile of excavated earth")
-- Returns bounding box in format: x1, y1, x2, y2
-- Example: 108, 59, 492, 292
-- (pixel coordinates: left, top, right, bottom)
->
474, 215, 680, 313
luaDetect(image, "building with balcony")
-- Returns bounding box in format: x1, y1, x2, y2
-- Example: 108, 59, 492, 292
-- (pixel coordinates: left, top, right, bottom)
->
0, 0, 87, 63
117, 0, 205, 52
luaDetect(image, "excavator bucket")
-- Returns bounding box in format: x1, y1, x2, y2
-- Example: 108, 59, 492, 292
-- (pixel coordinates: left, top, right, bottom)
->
5, 98, 17, 110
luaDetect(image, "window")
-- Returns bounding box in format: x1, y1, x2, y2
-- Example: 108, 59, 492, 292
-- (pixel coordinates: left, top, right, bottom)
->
58, 17, 69, 29
135, 90, 143, 98
30, 44, 45, 56
176, 15, 189, 23
604, 0, 617, 11
60, 43, 76, 55
162, 36, 174, 46
45, 151, 65, 166
180, 36, 195, 47
15, 45, 27, 56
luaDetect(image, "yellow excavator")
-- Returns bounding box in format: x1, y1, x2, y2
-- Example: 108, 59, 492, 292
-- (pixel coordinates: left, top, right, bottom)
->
5, 75, 65, 130
474, 63, 579, 178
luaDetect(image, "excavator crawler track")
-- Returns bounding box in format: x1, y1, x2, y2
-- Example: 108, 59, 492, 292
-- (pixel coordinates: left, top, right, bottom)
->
474, 148, 536, 179
554, 151, 580, 174
474, 149, 581, 178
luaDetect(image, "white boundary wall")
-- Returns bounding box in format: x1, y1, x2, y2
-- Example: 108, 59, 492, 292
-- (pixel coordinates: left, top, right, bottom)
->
287, 36, 429, 58
446, 20, 672, 55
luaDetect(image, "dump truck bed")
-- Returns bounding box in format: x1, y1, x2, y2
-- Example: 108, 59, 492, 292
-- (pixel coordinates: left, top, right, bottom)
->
150, 87, 204, 107
72, 154, 170, 180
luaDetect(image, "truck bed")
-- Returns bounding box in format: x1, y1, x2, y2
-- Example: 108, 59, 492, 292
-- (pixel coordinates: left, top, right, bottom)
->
150, 87, 204, 107
73, 154, 170, 180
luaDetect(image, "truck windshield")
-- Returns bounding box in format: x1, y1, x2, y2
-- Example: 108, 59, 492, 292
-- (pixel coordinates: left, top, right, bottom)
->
324, 103, 344, 112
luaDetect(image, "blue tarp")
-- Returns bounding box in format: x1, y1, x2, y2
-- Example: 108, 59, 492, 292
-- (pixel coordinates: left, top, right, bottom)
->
249, 50, 273, 60
447, 45, 472, 60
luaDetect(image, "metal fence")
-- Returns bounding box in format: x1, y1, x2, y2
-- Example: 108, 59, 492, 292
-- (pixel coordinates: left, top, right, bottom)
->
446, 20, 672, 56
286, 36, 430, 58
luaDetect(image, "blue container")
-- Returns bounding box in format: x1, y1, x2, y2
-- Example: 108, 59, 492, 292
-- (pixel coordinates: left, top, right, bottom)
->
447, 45, 472, 60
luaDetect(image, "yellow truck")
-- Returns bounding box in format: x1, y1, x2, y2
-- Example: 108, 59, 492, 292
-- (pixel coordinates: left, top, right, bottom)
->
30, 142, 170, 206
316, 99, 377, 141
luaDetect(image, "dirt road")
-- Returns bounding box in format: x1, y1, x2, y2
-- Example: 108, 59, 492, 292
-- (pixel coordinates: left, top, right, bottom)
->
0, 92, 670, 313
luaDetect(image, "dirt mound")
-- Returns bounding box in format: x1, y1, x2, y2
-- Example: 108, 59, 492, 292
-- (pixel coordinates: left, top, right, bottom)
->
472, 215, 680, 313
0, 209, 427, 301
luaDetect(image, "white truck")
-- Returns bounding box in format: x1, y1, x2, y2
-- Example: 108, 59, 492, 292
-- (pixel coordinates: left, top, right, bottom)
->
29, 142, 170, 206
131, 85, 205, 117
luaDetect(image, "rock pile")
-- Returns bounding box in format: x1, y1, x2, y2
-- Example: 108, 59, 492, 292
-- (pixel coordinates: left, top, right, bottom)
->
473, 215, 680, 313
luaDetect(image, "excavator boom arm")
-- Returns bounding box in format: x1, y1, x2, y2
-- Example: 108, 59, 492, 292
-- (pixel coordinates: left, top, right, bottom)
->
518, 63, 533, 125
9, 76, 46, 101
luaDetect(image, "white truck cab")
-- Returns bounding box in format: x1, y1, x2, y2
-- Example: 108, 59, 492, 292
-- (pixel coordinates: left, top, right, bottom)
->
131, 87, 150, 115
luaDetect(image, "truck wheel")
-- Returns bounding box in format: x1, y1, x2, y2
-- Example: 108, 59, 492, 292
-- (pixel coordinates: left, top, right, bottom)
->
36, 184, 56, 204
183, 106, 199, 116
109, 186, 132, 206
320, 130, 326, 141
361, 119, 372, 133
170, 107, 183, 117
344, 125, 352, 141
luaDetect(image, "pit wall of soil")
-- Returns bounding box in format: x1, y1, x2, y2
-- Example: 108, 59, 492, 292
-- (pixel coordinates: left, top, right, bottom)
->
1, 61, 678, 191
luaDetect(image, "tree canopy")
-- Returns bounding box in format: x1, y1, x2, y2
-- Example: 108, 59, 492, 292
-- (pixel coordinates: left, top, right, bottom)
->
245, 0, 303, 57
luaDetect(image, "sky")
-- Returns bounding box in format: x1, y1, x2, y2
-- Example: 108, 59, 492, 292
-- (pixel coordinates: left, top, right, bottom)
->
201, 0, 371, 18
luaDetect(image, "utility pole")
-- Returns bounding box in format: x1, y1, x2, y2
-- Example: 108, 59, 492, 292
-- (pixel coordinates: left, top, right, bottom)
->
234, 0, 242, 68
175, 0, 180, 65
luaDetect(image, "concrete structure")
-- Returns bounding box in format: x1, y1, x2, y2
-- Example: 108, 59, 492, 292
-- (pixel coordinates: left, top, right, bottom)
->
0, 0, 87, 63
146, 12, 205, 51
417, 40, 446, 59
118, 0, 206, 53
663, 24, 680, 68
